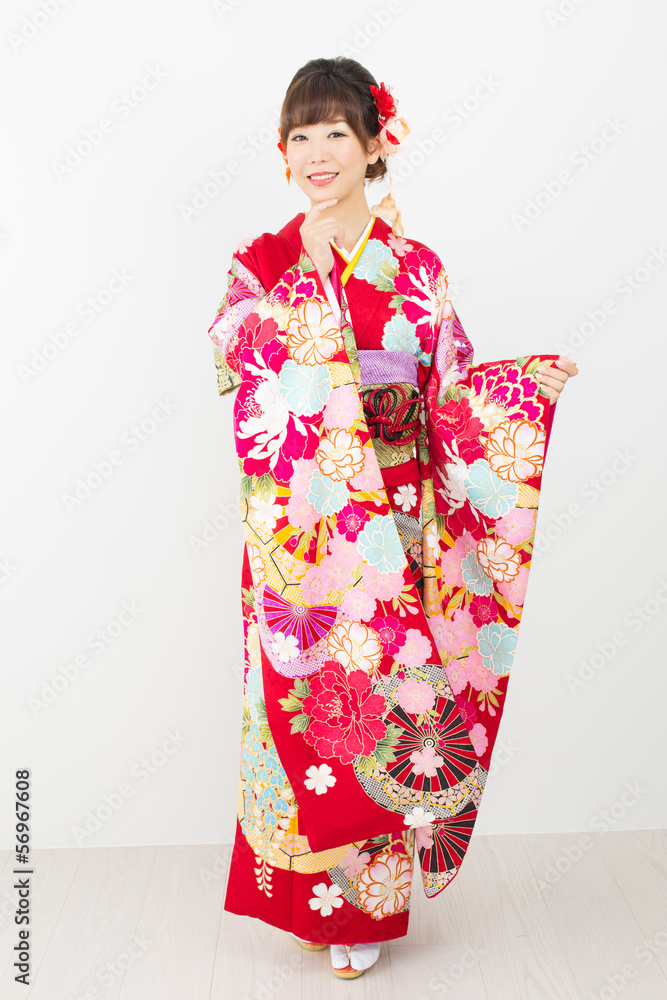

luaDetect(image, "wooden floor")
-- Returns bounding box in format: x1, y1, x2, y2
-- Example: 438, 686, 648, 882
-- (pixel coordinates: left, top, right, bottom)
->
1, 830, 666, 999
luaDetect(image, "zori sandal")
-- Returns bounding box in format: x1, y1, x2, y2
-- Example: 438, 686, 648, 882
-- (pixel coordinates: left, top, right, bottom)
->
289, 931, 328, 951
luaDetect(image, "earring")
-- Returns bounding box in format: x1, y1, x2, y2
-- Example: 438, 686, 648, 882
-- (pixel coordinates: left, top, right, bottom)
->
285, 165, 291, 184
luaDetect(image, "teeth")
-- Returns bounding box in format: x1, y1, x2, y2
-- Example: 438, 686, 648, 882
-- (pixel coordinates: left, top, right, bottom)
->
310, 173, 337, 179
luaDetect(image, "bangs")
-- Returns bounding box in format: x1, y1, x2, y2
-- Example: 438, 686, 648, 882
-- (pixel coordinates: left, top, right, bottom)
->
282, 75, 367, 140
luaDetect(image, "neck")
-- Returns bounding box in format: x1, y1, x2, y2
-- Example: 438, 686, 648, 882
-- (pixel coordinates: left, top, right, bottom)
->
309, 187, 372, 253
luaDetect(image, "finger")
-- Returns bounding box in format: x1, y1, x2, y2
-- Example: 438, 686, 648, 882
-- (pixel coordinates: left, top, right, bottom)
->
537, 367, 567, 385
307, 199, 338, 222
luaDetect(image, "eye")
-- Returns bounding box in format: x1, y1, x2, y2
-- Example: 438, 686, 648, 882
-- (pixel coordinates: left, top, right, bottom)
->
329, 130, 345, 137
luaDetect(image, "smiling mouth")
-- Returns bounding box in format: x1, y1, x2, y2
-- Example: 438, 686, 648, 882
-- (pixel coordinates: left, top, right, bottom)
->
308, 172, 339, 179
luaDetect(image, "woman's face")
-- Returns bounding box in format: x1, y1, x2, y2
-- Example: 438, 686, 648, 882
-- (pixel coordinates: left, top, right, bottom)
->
285, 119, 379, 205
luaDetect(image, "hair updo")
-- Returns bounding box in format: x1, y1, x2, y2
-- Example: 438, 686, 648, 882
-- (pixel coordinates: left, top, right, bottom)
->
279, 57, 387, 183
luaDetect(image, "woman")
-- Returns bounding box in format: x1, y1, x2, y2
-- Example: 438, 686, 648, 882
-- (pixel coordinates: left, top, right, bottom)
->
207, 56, 577, 980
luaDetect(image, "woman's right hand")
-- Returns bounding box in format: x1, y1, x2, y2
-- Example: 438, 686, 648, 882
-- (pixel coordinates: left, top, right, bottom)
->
299, 199, 345, 286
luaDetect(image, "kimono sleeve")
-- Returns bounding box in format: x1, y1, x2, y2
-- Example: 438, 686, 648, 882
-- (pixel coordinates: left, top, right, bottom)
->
207, 252, 267, 396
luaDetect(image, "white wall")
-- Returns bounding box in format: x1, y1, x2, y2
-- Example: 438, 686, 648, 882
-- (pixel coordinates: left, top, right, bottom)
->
2, 0, 665, 849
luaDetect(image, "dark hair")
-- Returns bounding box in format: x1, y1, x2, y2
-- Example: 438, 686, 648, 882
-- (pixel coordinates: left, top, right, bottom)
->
279, 57, 387, 183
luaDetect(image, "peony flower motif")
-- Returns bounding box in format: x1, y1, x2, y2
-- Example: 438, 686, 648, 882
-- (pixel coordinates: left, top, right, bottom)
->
316, 428, 365, 481
357, 515, 406, 573
308, 882, 344, 916
403, 806, 436, 829
394, 249, 449, 331
271, 631, 299, 663
465, 459, 519, 520
302, 660, 387, 764
477, 537, 522, 583
326, 620, 383, 675
478, 621, 518, 677
349, 442, 384, 491
381, 314, 430, 363
355, 849, 412, 919
393, 628, 433, 669
306, 469, 349, 515
278, 360, 332, 417
247, 544, 265, 587
486, 419, 546, 482
461, 550, 494, 596
304, 763, 337, 795
396, 678, 436, 714
393, 484, 418, 512
409, 747, 444, 777
285, 300, 343, 365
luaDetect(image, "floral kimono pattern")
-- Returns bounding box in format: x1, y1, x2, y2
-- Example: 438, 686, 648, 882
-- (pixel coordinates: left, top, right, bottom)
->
208, 211, 559, 944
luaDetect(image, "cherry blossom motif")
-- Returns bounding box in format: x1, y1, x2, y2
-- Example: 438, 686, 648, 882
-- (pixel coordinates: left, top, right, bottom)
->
285, 492, 319, 532
363, 565, 405, 602
316, 428, 365, 481
469, 723, 488, 757
327, 534, 361, 574
486, 419, 546, 482
442, 605, 478, 658
308, 882, 344, 916
495, 506, 537, 546
393, 628, 433, 669
336, 503, 370, 541
322, 383, 361, 430
349, 442, 384, 491
285, 300, 343, 365
234, 235, 257, 255
387, 232, 414, 257
340, 585, 377, 622
326, 621, 383, 675
403, 806, 436, 829
393, 484, 418, 512
248, 496, 279, 533
369, 615, 407, 655
271, 632, 299, 663
300, 565, 335, 604
461, 647, 499, 693
396, 678, 436, 714
304, 763, 337, 795
409, 747, 444, 777
477, 537, 522, 583
415, 824, 434, 851
469, 594, 496, 627
497, 563, 529, 608
440, 530, 477, 589
338, 844, 372, 876
270, 266, 318, 308
355, 850, 412, 919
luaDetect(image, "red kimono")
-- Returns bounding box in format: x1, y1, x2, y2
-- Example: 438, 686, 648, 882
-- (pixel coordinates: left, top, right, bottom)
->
208, 210, 558, 944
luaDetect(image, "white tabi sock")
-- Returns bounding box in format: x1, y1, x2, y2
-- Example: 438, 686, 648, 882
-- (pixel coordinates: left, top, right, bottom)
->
348, 941, 381, 971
